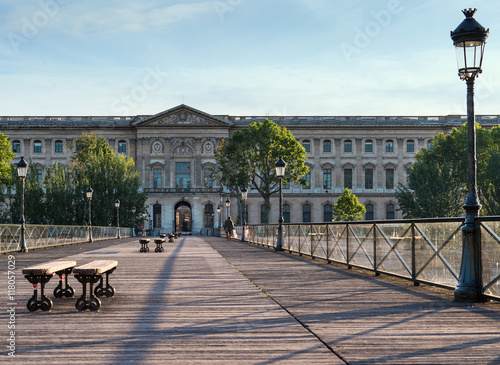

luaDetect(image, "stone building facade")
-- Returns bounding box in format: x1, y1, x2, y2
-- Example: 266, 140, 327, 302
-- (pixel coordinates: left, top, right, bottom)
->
2, 104, 498, 234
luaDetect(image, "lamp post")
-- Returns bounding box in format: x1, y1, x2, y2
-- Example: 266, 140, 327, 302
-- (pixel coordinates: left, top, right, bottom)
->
217, 205, 221, 236
131, 206, 136, 237
225, 198, 230, 220
142, 213, 146, 236
275, 157, 286, 251
86, 187, 93, 242
114, 199, 121, 239
451, 8, 489, 302
241, 187, 248, 242
17, 157, 28, 252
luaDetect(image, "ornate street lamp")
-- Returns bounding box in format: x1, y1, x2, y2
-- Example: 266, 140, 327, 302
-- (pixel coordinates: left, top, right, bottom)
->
17, 157, 28, 252
275, 157, 286, 251
114, 199, 121, 239
225, 198, 230, 220
217, 204, 221, 236
131, 206, 136, 237
86, 187, 93, 242
241, 187, 248, 242
142, 212, 146, 236
451, 8, 489, 302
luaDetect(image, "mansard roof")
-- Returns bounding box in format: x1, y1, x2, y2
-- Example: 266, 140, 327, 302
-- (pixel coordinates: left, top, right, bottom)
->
0, 103, 498, 129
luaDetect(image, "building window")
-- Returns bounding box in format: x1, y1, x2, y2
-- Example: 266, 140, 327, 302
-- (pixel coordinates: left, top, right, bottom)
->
386, 168, 394, 189
204, 168, 213, 188
12, 140, 20, 153
427, 140, 433, 149
386, 140, 394, 152
323, 169, 332, 189
118, 140, 127, 153
303, 204, 312, 223
55, 140, 63, 153
283, 203, 290, 223
323, 140, 331, 153
303, 140, 310, 153
153, 204, 162, 228
365, 204, 374, 220
176, 162, 190, 188
386, 204, 395, 219
204, 204, 214, 227
36, 168, 43, 185
407, 140, 414, 153
344, 168, 352, 189
365, 140, 373, 153
153, 168, 162, 188
304, 171, 311, 189
323, 203, 333, 222
34, 140, 42, 153
283, 181, 290, 189
260, 204, 268, 224
365, 168, 373, 189
344, 140, 352, 153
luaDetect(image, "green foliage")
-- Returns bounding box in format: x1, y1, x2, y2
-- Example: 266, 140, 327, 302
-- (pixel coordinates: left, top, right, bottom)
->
396, 123, 500, 218
214, 119, 308, 221
3, 133, 147, 227
71, 133, 147, 227
396, 161, 463, 218
0, 132, 15, 186
333, 188, 366, 221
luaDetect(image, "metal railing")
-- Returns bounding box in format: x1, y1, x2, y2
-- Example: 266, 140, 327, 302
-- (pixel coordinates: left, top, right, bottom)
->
0, 224, 132, 253
236, 217, 500, 301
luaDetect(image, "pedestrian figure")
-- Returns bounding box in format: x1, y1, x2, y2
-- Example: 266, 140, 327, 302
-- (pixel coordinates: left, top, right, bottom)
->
224, 216, 235, 241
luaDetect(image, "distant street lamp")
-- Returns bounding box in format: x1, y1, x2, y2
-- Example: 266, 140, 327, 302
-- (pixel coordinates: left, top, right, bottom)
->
451, 8, 489, 302
241, 187, 248, 242
114, 199, 121, 239
142, 212, 146, 236
131, 206, 136, 237
16, 157, 28, 252
275, 157, 286, 251
225, 198, 230, 219
217, 205, 221, 236
86, 187, 93, 242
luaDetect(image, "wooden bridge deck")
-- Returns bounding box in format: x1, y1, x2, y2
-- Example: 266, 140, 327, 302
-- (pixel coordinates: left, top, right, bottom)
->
1, 236, 499, 364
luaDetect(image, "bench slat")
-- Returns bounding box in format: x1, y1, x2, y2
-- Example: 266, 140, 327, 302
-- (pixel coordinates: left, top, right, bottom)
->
22, 261, 77, 276
73, 260, 118, 275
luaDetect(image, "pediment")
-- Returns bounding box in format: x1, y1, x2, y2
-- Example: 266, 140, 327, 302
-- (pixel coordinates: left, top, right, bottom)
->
133, 104, 233, 127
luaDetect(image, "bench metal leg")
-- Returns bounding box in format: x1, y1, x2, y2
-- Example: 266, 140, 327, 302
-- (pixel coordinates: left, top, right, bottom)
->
94, 267, 116, 298
24, 274, 54, 312
139, 242, 150, 252
74, 274, 102, 311
53, 268, 75, 298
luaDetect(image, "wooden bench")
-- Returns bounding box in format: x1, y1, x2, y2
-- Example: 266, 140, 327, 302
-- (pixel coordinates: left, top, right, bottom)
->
22, 261, 76, 312
139, 239, 150, 252
73, 260, 117, 312
154, 238, 165, 252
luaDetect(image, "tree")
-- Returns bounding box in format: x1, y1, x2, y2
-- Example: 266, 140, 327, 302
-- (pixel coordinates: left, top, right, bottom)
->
214, 119, 308, 222
396, 161, 463, 218
333, 188, 366, 221
0, 132, 15, 185
44, 163, 77, 225
396, 123, 500, 218
71, 133, 147, 227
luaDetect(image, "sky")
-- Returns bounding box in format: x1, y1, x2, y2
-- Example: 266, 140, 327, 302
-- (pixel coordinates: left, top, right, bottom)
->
0, 0, 499, 117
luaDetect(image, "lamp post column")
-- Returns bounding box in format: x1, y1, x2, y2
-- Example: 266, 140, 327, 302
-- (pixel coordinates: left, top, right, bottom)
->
450, 8, 489, 302
19, 176, 26, 252
241, 187, 248, 242
275, 157, 286, 251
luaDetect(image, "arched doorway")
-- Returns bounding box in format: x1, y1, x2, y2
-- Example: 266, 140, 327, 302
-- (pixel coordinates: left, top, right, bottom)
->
175, 201, 192, 234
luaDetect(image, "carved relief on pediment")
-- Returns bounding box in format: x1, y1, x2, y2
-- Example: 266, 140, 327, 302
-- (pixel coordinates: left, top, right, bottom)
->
149, 112, 214, 126
172, 144, 194, 155
202, 139, 215, 154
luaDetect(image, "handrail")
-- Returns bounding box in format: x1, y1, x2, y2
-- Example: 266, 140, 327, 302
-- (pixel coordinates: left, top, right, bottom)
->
0, 224, 132, 253
236, 217, 500, 301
